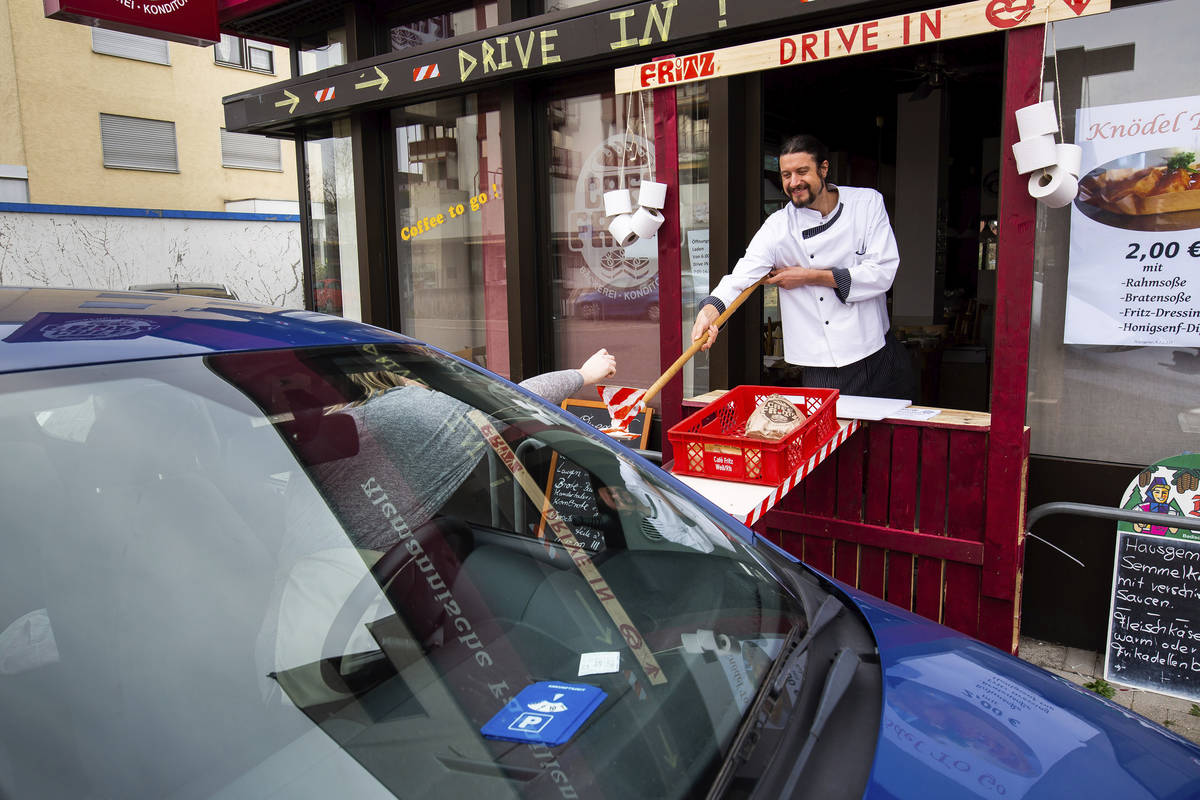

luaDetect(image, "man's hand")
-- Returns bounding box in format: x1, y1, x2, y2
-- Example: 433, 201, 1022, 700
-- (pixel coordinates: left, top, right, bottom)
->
690, 305, 721, 351
765, 266, 835, 290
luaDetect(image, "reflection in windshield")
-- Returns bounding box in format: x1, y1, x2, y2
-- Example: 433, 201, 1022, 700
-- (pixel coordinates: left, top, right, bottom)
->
0, 342, 807, 798
878, 652, 1099, 799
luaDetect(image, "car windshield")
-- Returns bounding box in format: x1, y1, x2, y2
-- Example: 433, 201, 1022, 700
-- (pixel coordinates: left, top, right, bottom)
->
0, 343, 805, 798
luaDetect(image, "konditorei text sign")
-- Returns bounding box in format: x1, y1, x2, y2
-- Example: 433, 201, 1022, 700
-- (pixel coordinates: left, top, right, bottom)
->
44, 0, 219, 45
1106, 532, 1200, 702
614, 0, 1110, 94
1065, 94, 1200, 346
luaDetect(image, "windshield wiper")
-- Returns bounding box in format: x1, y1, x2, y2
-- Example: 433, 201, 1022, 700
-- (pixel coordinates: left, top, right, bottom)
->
705, 596, 843, 800
777, 647, 862, 796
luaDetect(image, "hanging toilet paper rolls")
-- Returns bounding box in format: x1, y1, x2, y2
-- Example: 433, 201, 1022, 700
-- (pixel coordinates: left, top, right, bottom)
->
603, 188, 632, 217
1012, 134, 1057, 174
1015, 100, 1058, 139
1056, 143, 1083, 177
1028, 165, 1079, 208
608, 213, 638, 246
630, 206, 665, 239
637, 180, 668, 209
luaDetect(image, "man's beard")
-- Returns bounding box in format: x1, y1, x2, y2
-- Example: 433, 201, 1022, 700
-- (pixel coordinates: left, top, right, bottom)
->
789, 176, 825, 208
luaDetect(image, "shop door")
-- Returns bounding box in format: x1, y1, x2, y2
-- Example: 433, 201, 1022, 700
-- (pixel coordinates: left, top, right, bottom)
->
760, 36, 1004, 409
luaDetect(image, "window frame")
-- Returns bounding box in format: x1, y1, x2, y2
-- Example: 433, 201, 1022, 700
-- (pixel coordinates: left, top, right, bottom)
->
214, 33, 275, 75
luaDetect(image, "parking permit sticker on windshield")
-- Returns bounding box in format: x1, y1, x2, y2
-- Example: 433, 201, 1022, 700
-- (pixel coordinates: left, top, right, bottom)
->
578, 651, 620, 676
481, 681, 606, 747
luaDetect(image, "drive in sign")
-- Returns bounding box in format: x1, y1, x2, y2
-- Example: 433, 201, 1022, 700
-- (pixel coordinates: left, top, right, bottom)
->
615, 0, 1109, 93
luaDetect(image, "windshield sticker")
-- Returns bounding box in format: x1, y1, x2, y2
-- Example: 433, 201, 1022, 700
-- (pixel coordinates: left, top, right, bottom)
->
467, 410, 668, 686
481, 681, 607, 747
578, 651, 621, 676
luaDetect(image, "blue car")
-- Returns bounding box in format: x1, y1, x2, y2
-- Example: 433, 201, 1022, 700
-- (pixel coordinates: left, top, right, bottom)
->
0, 285, 1198, 798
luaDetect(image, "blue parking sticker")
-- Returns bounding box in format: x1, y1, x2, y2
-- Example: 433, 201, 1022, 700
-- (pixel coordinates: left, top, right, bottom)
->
481, 681, 606, 747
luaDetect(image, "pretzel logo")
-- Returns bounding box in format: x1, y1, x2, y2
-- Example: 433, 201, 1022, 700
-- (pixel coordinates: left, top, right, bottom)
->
985, 0, 1035, 28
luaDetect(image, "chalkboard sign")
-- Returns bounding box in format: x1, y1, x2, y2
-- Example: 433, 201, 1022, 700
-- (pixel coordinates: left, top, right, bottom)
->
535, 400, 653, 553
560, 399, 652, 448
1105, 531, 1200, 701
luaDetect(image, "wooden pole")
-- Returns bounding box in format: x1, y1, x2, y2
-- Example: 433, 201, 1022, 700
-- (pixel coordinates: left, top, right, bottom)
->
641, 276, 766, 407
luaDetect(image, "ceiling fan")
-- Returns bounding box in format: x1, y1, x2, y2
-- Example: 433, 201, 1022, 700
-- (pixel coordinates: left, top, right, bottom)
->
900, 44, 991, 102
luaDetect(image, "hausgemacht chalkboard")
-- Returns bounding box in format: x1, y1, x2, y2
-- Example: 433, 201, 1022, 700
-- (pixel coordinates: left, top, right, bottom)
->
1105, 531, 1200, 701
535, 400, 652, 553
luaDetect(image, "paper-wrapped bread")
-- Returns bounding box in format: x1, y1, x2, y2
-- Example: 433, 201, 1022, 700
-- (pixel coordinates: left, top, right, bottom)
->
745, 394, 806, 440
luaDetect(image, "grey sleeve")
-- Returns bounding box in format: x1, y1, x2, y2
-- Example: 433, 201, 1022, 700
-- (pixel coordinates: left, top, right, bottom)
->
519, 369, 585, 405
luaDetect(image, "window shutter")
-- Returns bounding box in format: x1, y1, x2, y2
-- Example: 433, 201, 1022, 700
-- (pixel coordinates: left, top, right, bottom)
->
92, 29, 170, 65
220, 129, 282, 171
100, 114, 179, 172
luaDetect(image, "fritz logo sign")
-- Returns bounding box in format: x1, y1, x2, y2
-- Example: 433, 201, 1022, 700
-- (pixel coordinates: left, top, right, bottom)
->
43, 0, 219, 45
616, 0, 1109, 93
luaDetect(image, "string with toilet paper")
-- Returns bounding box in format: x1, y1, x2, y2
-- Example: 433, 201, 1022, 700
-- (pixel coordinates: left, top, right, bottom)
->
1011, 18, 1080, 208
603, 90, 667, 246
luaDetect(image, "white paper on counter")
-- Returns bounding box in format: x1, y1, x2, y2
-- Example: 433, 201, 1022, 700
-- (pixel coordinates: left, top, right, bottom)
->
835, 395, 911, 421
886, 406, 942, 422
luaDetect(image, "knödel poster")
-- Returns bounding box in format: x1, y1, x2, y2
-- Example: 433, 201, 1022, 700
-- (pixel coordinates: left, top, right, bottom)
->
1066, 95, 1200, 346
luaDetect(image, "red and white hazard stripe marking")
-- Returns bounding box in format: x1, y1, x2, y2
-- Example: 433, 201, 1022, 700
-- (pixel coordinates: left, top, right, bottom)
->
742, 419, 860, 527
314, 87, 335, 102
412, 63, 440, 82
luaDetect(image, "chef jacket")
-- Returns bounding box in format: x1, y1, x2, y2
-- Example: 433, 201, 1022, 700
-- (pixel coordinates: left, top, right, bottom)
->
704, 185, 900, 368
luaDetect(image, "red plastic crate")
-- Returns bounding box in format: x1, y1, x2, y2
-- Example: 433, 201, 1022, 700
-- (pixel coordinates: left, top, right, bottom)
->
667, 386, 839, 485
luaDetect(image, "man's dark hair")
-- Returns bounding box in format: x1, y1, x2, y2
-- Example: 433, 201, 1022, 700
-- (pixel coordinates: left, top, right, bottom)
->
780, 134, 829, 168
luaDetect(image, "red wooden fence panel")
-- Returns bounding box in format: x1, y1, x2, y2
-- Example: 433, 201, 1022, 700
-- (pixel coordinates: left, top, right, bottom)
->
759, 415, 1026, 654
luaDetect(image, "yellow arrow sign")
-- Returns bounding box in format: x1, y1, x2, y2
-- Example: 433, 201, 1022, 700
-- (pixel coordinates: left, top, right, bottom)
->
274, 89, 299, 114
355, 66, 390, 92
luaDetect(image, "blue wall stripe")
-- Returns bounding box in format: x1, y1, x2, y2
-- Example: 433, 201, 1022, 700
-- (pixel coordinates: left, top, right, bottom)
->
0, 201, 300, 222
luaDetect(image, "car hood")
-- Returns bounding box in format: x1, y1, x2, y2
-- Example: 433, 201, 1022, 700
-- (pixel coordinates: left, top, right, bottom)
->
839, 585, 1200, 800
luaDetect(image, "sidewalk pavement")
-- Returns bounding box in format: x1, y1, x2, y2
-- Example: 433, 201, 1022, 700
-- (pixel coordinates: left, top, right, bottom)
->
1018, 636, 1200, 746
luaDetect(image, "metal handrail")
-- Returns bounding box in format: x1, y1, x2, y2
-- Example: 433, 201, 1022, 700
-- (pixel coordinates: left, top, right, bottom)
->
1026, 501, 1200, 566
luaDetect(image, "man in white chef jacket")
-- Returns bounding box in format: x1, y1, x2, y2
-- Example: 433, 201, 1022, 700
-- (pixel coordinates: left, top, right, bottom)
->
691, 134, 916, 400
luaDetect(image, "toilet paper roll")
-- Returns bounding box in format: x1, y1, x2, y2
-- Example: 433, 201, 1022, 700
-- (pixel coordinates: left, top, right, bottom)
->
1015, 100, 1058, 140
1028, 165, 1079, 208
608, 213, 638, 246
603, 188, 632, 217
630, 206, 665, 239
1012, 134, 1057, 174
1056, 143, 1083, 177
637, 180, 668, 209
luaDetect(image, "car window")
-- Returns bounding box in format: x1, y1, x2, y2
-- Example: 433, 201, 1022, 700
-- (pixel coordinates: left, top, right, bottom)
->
0, 344, 805, 799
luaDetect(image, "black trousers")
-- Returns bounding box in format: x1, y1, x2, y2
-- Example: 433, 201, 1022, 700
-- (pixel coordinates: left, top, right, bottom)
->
800, 333, 917, 401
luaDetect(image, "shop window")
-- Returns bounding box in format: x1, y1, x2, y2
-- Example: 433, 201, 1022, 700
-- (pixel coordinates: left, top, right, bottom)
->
1027, 0, 1200, 465
99, 113, 178, 173
220, 129, 282, 171
386, 3, 497, 53
92, 28, 170, 65
214, 33, 274, 74
546, 87, 664, 401
391, 94, 507, 375
677, 82, 711, 399
305, 121, 360, 319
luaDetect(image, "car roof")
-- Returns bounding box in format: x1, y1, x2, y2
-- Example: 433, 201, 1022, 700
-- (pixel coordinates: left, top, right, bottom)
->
128, 282, 238, 298
0, 286, 408, 375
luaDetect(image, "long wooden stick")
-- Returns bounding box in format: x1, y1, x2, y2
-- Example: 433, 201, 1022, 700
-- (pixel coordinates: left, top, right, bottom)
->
640, 276, 767, 407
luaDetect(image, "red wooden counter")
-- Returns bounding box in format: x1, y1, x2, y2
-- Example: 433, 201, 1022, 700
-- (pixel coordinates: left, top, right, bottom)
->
678, 392, 1028, 654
